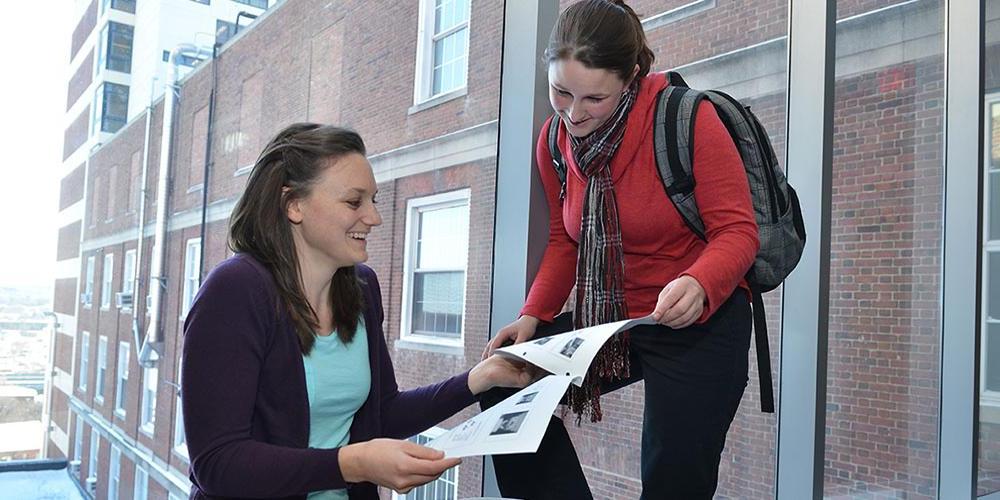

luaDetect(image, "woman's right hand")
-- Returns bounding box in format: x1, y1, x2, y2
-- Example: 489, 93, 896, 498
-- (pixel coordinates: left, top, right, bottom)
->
481, 315, 541, 360
340, 439, 461, 494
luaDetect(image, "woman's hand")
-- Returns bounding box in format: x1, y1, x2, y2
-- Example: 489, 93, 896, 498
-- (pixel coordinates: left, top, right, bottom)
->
339, 439, 461, 494
467, 355, 541, 395
652, 275, 706, 329
481, 315, 540, 360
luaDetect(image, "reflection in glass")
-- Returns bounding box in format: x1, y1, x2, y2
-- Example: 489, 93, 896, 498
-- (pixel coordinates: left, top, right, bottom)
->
826, 1, 944, 498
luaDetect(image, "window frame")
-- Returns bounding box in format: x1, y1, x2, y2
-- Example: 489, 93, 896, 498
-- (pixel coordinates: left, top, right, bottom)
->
78, 331, 90, 391
133, 465, 148, 500
173, 355, 189, 459
121, 249, 136, 311
413, 0, 471, 106
73, 415, 84, 463
115, 341, 130, 418
88, 427, 99, 481
182, 238, 202, 319
93, 82, 130, 134
83, 255, 96, 308
102, 21, 134, 74
392, 426, 459, 500
982, 94, 1000, 409
96, 336, 108, 403
399, 189, 471, 346
140, 366, 158, 435
108, 445, 121, 500
101, 253, 114, 310
233, 0, 267, 8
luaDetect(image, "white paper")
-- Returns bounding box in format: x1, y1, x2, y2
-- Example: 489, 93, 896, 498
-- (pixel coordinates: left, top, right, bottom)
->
426, 316, 656, 459
427, 375, 574, 458
495, 315, 656, 386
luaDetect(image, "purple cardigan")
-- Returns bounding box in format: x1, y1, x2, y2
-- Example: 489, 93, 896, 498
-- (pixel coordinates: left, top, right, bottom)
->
181, 254, 476, 499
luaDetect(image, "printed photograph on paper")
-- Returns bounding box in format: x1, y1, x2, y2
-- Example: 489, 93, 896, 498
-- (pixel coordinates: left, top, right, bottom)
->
558, 337, 584, 358
451, 419, 482, 442
532, 336, 555, 345
490, 411, 529, 436
516, 392, 539, 405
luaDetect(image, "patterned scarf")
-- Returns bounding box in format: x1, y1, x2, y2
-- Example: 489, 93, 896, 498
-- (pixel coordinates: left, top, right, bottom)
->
565, 79, 639, 423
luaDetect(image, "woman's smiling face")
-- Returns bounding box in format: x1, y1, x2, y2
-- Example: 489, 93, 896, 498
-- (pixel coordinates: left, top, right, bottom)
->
548, 58, 632, 138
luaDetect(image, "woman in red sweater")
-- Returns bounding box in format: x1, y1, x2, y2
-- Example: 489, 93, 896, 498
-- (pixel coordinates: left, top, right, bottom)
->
481, 1, 759, 498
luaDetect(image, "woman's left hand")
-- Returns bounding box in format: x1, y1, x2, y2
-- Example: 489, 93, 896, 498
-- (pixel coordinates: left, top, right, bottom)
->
651, 275, 706, 329
467, 356, 542, 395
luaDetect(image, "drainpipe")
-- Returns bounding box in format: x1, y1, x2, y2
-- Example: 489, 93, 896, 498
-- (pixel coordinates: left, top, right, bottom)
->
131, 94, 153, 360
139, 44, 209, 368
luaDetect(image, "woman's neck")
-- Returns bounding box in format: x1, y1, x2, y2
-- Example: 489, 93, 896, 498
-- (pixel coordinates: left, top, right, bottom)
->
295, 249, 339, 334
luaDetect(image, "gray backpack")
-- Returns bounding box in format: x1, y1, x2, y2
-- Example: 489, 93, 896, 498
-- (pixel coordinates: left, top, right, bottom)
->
546, 71, 806, 413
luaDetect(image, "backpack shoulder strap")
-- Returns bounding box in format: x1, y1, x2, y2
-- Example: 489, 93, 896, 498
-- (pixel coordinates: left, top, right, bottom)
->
546, 115, 568, 201
653, 85, 707, 241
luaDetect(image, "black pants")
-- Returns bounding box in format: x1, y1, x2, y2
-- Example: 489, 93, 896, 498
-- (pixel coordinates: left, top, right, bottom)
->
481, 292, 752, 500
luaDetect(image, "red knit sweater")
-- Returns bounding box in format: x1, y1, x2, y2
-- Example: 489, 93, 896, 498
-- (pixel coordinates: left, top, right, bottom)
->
521, 72, 759, 324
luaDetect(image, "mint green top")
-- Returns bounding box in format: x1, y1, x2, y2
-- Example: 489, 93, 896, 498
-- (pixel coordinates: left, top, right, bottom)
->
303, 319, 371, 500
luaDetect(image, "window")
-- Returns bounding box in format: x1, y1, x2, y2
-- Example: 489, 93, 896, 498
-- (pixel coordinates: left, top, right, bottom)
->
108, 445, 121, 500
121, 249, 136, 308
133, 466, 148, 500
73, 415, 84, 463
140, 366, 157, 433
216, 19, 237, 46
401, 191, 470, 343
96, 336, 108, 402
188, 0, 209, 4
99, 21, 133, 73
414, 0, 470, 103
83, 256, 95, 307
984, 98, 1000, 407
101, 253, 114, 309
182, 239, 202, 317
93, 82, 130, 134
233, 0, 267, 7
88, 427, 99, 481
161, 50, 202, 67
115, 342, 130, 417
174, 356, 188, 458
78, 332, 90, 391
392, 428, 458, 500
100, 0, 136, 14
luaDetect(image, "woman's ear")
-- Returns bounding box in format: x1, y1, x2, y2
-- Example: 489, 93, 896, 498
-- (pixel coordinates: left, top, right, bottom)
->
284, 187, 304, 224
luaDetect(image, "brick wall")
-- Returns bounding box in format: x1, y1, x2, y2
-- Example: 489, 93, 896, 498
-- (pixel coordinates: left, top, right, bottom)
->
57, 222, 82, 261
67, 50, 94, 111
54, 277, 78, 316
70, 0, 97, 62
60, 164, 86, 211
63, 106, 90, 161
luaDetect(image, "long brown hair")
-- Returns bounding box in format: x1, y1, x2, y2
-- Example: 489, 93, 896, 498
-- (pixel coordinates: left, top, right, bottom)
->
545, 0, 655, 82
229, 123, 366, 354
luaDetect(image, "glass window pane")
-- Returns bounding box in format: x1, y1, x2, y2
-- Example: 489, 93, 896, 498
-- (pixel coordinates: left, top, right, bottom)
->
416, 203, 469, 269
827, 1, 944, 497
982, 2, 1000, 494
411, 271, 464, 337
988, 324, 1000, 393
992, 173, 1000, 240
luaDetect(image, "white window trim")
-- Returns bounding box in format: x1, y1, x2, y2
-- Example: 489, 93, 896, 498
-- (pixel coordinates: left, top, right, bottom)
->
109, 444, 121, 500
140, 366, 158, 435
84, 256, 96, 308
392, 426, 458, 500
181, 238, 202, 320
134, 465, 148, 500
101, 253, 114, 310
982, 93, 1000, 411
399, 189, 471, 347
96, 336, 108, 404
174, 356, 189, 460
78, 331, 90, 391
88, 426, 99, 481
115, 341, 130, 418
412, 0, 471, 106
73, 415, 84, 462
120, 249, 136, 312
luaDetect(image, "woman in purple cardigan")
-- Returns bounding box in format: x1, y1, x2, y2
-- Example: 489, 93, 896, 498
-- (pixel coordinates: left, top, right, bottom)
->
181, 123, 533, 499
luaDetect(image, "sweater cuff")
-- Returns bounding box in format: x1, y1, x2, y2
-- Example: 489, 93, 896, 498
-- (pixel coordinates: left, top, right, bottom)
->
455, 369, 479, 404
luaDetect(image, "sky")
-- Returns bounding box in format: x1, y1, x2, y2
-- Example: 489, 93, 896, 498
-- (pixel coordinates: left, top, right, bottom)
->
0, 3, 72, 290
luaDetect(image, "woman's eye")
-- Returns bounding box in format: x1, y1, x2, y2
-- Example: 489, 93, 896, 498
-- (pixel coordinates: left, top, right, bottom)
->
347, 200, 362, 208
557, 89, 571, 97
587, 96, 604, 102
